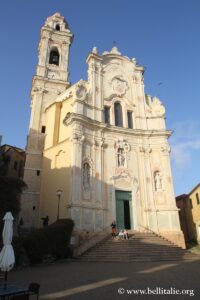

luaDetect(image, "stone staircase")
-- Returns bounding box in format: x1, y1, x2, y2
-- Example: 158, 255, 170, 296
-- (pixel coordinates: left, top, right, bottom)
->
80, 232, 199, 262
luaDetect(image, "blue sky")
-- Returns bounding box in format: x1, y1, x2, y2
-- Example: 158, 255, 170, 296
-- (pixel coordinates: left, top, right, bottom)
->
0, 0, 200, 195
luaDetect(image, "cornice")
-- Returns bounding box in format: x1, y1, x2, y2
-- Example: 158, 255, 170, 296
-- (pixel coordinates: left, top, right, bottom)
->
72, 99, 103, 112
32, 75, 70, 86
63, 113, 172, 137
41, 26, 73, 38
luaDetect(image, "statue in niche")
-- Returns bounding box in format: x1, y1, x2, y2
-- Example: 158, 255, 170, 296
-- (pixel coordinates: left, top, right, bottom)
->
83, 162, 90, 190
118, 148, 125, 167
154, 171, 162, 191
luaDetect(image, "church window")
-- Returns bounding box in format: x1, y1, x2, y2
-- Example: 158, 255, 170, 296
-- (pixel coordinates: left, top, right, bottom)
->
114, 102, 123, 127
104, 106, 110, 124
36, 170, 40, 176
127, 111, 133, 129
49, 48, 59, 66
55, 24, 60, 31
41, 126, 46, 133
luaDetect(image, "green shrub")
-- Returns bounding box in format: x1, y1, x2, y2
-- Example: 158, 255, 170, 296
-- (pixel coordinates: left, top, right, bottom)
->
23, 219, 74, 263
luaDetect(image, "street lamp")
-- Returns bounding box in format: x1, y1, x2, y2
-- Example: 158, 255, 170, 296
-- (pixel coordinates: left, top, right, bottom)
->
56, 189, 63, 221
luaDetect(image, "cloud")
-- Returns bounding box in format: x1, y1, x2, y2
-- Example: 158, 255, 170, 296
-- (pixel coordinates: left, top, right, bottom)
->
171, 140, 200, 168
170, 121, 200, 170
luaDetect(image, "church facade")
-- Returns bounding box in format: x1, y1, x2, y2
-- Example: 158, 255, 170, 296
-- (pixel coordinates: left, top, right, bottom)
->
21, 13, 185, 248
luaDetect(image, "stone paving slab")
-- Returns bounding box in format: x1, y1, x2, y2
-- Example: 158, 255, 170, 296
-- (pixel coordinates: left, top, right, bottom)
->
5, 259, 200, 299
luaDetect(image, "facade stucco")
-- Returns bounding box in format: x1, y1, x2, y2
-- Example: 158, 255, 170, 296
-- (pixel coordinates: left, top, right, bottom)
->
21, 13, 185, 248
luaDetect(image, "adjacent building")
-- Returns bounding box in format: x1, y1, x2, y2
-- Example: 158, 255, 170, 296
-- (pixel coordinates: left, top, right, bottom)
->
176, 194, 196, 243
21, 13, 185, 248
188, 184, 200, 243
0, 144, 25, 178
176, 184, 200, 244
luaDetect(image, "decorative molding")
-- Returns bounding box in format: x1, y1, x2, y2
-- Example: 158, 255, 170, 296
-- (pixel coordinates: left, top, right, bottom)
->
139, 145, 152, 153
111, 168, 131, 181
75, 84, 87, 100
161, 145, 171, 153
111, 76, 129, 97
71, 133, 85, 143
146, 96, 165, 117
100, 138, 106, 148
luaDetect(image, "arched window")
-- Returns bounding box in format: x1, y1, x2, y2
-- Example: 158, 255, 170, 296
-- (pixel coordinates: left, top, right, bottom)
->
114, 102, 123, 127
55, 24, 60, 31
49, 48, 59, 66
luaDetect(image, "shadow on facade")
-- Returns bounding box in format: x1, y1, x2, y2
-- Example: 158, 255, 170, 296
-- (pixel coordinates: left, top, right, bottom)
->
38, 155, 114, 235
22, 144, 186, 249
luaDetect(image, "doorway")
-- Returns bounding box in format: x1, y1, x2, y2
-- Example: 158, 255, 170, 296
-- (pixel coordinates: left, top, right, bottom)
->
124, 200, 131, 229
115, 191, 132, 229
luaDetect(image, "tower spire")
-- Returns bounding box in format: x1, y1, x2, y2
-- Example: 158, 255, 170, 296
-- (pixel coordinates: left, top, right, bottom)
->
37, 12, 73, 83
21, 14, 73, 227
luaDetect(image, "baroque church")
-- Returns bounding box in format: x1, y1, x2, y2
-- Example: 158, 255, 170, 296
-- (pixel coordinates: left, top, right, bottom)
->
21, 13, 185, 248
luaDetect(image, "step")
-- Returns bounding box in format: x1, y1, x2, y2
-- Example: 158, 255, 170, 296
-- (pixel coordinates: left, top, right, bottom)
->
96, 244, 179, 248
79, 231, 200, 262
83, 253, 196, 258
81, 255, 199, 261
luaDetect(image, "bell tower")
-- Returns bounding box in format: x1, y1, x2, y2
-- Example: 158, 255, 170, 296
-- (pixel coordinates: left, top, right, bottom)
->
21, 13, 73, 227
36, 12, 72, 83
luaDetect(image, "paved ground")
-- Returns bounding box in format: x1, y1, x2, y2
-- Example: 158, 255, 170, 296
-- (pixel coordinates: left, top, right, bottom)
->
7, 259, 200, 299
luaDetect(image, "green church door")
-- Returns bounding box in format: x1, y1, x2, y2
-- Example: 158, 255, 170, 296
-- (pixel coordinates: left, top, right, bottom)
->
115, 191, 132, 229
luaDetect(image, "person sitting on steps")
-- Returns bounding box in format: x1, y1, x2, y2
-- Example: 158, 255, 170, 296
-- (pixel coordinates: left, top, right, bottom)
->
123, 229, 129, 240
118, 230, 124, 240
111, 220, 117, 238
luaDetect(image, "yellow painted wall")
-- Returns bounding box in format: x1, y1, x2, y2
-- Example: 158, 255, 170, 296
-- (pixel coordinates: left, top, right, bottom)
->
45, 104, 57, 149
58, 97, 73, 142
45, 96, 74, 149
39, 140, 72, 226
